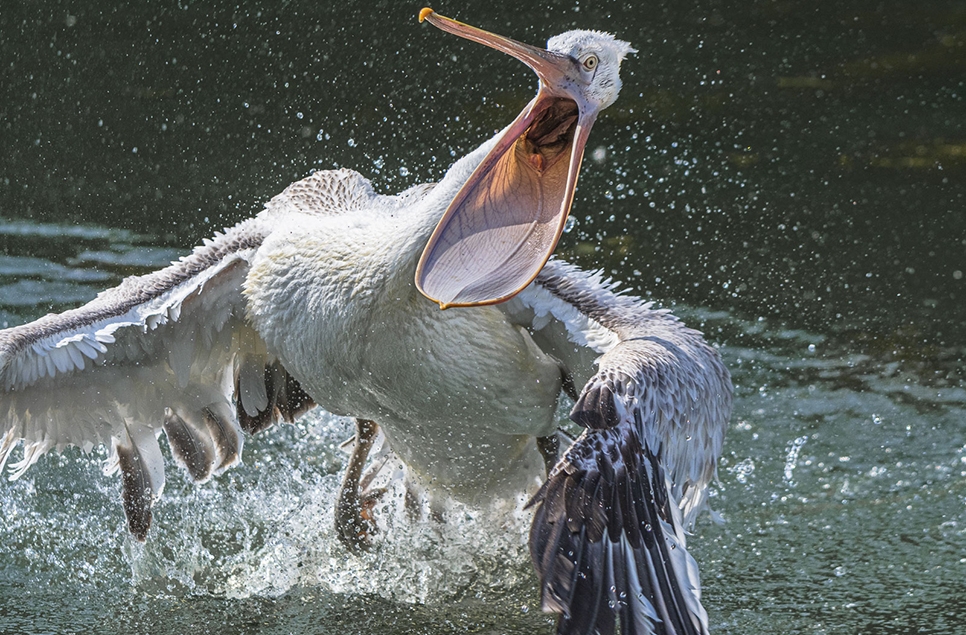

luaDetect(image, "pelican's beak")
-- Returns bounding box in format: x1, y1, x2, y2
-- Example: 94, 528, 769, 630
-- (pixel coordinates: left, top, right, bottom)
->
415, 9, 599, 309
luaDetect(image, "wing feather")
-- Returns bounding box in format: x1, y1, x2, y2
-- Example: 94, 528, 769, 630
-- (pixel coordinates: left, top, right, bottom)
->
162, 408, 216, 483
506, 258, 731, 635
112, 421, 166, 542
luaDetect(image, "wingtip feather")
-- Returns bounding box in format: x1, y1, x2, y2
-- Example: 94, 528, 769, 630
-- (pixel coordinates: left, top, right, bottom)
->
530, 427, 708, 635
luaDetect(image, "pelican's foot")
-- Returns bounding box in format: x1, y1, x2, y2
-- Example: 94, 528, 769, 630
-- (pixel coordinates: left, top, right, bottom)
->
360, 487, 387, 523
335, 485, 386, 550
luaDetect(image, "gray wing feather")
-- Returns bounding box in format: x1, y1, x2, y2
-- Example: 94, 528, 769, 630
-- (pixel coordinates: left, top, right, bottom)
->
109, 420, 167, 542
506, 258, 732, 635
0, 219, 264, 459
0, 169, 390, 537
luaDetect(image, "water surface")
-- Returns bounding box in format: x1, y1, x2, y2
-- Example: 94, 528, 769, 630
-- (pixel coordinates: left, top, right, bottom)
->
1, 1, 964, 633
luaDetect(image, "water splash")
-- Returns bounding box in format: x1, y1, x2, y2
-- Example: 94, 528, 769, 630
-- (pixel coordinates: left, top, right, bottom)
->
783, 436, 808, 485
114, 410, 536, 605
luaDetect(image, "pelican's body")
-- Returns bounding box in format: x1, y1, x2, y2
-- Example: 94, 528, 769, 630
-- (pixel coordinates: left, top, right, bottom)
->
247, 150, 564, 495
0, 11, 732, 635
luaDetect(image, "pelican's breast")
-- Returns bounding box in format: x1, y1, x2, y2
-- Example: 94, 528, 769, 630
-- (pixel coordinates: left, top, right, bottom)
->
242, 168, 434, 415
243, 208, 395, 415
244, 207, 563, 491
355, 293, 562, 488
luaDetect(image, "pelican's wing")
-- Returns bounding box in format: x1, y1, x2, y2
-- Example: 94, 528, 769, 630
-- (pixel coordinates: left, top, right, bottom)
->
0, 168, 384, 539
502, 259, 733, 635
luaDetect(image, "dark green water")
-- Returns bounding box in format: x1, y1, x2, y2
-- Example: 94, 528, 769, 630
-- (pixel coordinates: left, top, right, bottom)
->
1, 1, 964, 633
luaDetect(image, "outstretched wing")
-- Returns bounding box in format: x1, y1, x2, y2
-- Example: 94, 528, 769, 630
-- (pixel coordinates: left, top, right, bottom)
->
0, 216, 312, 540
0, 168, 381, 539
502, 259, 732, 635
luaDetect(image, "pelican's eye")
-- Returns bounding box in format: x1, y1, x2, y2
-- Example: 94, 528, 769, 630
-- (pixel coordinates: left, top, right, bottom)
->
581, 54, 599, 71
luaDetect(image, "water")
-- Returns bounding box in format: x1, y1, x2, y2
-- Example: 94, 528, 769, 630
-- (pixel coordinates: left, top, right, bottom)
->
1, 1, 964, 633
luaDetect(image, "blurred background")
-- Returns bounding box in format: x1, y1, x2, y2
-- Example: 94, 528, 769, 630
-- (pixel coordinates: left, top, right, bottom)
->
0, 1, 964, 633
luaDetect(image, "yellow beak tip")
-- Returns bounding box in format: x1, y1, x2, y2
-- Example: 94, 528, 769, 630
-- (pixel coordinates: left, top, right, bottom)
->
418, 7, 434, 23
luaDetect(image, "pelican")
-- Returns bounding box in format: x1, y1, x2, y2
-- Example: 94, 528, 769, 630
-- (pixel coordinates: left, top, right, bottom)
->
0, 9, 731, 635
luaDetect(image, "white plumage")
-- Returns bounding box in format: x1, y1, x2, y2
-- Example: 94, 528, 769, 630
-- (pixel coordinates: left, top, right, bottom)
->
0, 12, 731, 635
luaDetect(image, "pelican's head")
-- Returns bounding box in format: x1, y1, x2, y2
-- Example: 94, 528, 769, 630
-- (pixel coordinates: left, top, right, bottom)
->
415, 10, 635, 309
544, 30, 636, 112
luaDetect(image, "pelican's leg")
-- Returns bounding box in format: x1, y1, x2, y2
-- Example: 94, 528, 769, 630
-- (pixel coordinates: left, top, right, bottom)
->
335, 418, 381, 550
536, 369, 579, 477
536, 434, 559, 476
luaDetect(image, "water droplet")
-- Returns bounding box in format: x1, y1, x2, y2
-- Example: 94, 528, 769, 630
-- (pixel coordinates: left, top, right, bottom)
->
399, 166, 409, 177
784, 435, 808, 483
729, 458, 755, 484
563, 216, 577, 233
